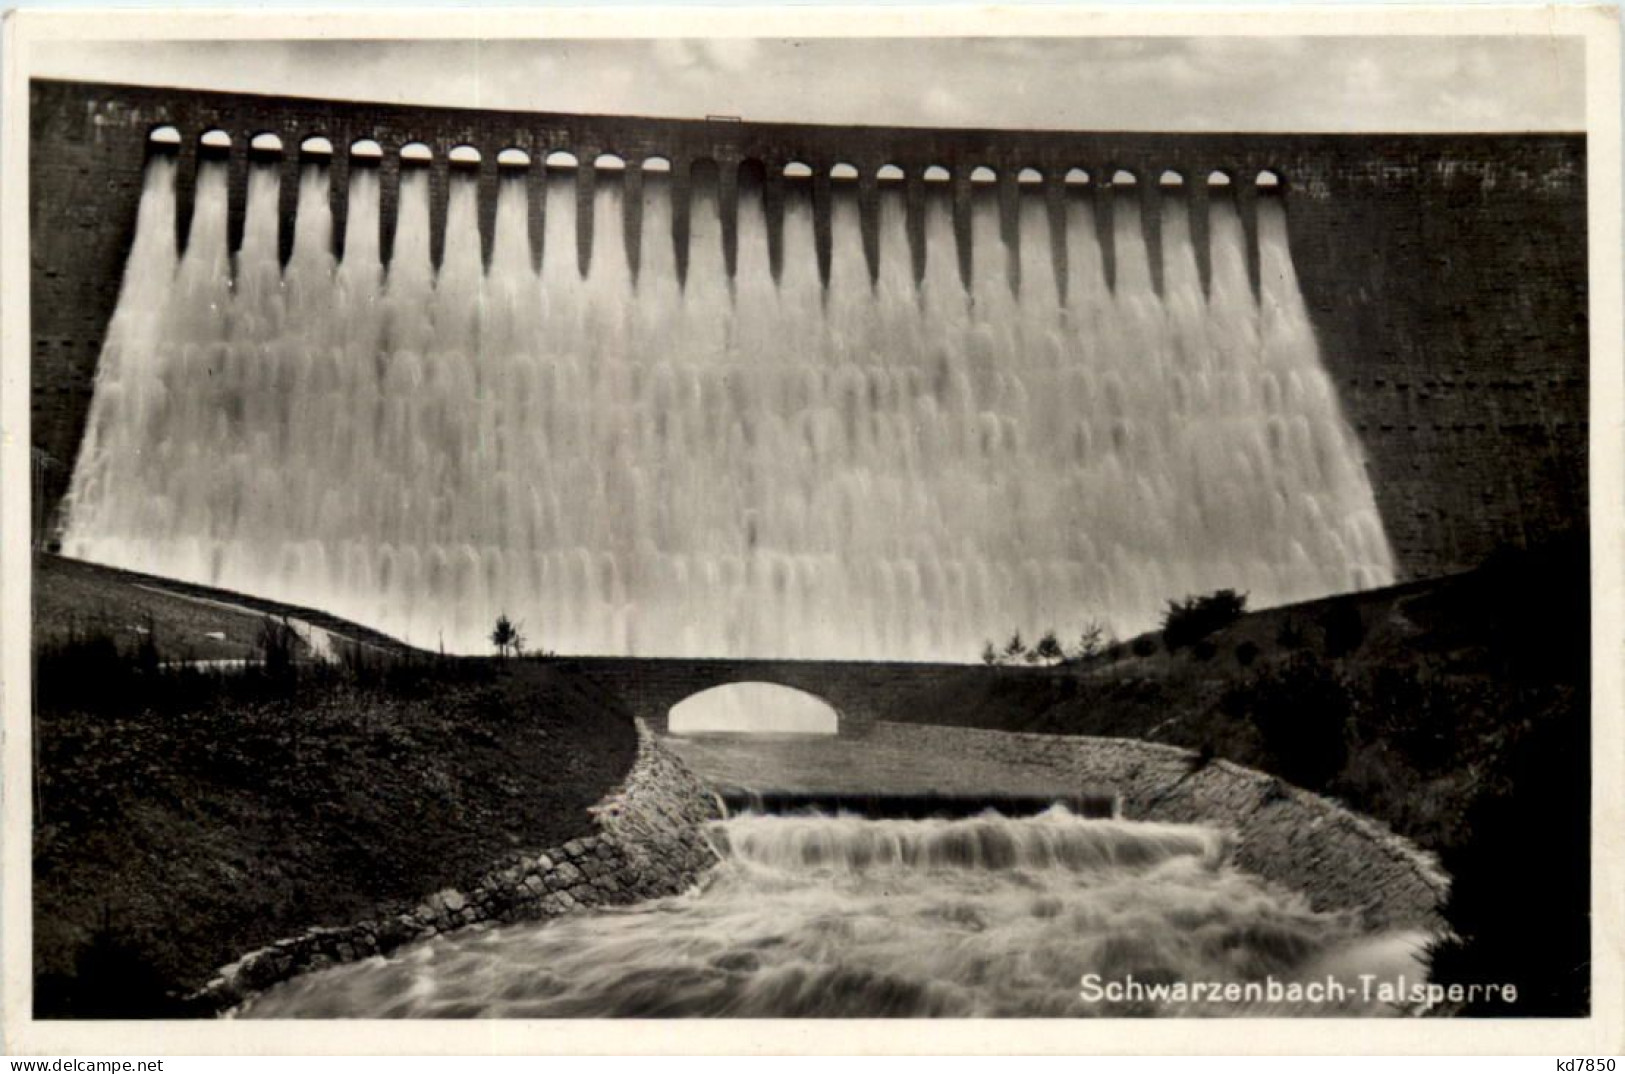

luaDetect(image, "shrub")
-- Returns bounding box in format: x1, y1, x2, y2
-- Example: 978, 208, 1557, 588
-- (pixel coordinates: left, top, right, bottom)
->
1069, 620, 1112, 662
1131, 635, 1159, 658
1474, 530, 1589, 682
1224, 652, 1350, 790
133, 614, 160, 676
1161, 589, 1248, 651
337, 638, 387, 687
1002, 631, 1027, 663
1276, 618, 1309, 650
35, 627, 125, 711
1427, 699, 1589, 1015
1234, 640, 1260, 667
1321, 602, 1367, 658
1361, 665, 1466, 774
258, 616, 299, 679
490, 614, 525, 658
1191, 639, 1217, 662
1033, 631, 1065, 665
981, 641, 998, 666
33, 909, 199, 1019
35, 621, 484, 720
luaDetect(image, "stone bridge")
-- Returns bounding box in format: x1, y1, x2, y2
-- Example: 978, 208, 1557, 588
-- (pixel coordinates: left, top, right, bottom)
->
554, 656, 1033, 736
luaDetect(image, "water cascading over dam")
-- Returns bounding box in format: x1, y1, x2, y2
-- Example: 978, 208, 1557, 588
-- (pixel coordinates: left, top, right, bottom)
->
61, 143, 1393, 659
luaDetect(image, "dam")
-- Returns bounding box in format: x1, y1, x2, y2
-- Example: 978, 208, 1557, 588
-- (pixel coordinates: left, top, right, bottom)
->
28, 81, 1588, 659
24, 78, 1586, 1020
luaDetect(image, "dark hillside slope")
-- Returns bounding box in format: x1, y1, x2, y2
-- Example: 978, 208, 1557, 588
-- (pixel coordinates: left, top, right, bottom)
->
885, 535, 1591, 1014
32, 560, 638, 1018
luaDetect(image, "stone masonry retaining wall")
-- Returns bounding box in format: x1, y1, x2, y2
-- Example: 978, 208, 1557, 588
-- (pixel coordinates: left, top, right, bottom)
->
191, 718, 1446, 1012
899, 723, 1451, 932
192, 721, 722, 1012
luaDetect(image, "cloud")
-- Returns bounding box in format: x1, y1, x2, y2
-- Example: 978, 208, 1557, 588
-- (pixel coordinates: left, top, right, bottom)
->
32, 36, 1585, 132
651, 39, 703, 73
702, 39, 760, 74
918, 85, 966, 123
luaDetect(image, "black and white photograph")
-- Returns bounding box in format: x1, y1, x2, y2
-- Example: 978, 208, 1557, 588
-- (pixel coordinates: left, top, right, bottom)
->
2, 5, 1620, 1053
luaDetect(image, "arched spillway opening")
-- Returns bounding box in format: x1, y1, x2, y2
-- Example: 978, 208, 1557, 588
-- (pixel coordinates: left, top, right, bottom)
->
666, 682, 839, 736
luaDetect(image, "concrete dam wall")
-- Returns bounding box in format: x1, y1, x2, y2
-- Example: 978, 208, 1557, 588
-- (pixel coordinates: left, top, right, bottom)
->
30, 78, 1588, 588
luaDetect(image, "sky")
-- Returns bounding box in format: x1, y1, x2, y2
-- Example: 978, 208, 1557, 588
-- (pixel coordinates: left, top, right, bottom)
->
32, 35, 1587, 133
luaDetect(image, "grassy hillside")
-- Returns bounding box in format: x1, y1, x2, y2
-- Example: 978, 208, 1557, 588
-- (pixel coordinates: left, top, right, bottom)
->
32, 558, 638, 1018
900, 540, 1583, 833
30, 540, 1589, 1016
35, 554, 412, 660
889, 534, 1590, 1014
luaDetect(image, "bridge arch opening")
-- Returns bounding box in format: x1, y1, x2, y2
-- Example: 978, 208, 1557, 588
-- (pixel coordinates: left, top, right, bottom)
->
641, 155, 671, 173
782, 161, 813, 179
400, 141, 433, 166
969, 165, 997, 185
667, 682, 840, 736
876, 163, 905, 183
1017, 167, 1043, 186
299, 136, 334, 159
922, 165, 950, 183
448, 144, 482, 167
349, 138, 383, 162
1256, 168, 1283, 190
830, 162, 860, 181
1064, 167, 1090, 186
497, 147, 531, 168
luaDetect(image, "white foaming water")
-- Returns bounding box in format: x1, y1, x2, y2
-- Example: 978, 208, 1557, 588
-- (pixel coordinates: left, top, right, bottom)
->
235, 810, 1428, 1018
63, 158, 1394, 657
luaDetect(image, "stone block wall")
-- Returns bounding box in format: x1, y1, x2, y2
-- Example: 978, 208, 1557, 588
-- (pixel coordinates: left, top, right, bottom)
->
191, 722, 722, 1012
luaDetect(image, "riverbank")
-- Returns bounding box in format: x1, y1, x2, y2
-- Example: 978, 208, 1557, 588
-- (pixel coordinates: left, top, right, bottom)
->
199, 722, 721, 1013
883, 538, 1585, 850
34, 553, 412, 661
878, 535, 1590, 1014
30, 539, 1587, 1016
31, 567, 641, 1016
669, 722, 1447, 932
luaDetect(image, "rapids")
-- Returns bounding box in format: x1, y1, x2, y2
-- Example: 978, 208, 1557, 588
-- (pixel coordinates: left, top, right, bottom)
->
235, 809, 1427, 1018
